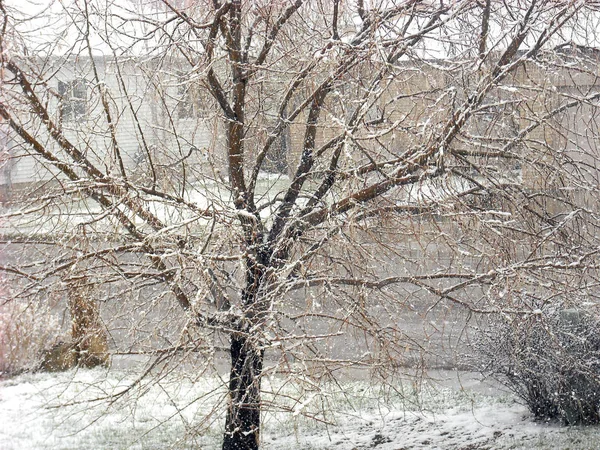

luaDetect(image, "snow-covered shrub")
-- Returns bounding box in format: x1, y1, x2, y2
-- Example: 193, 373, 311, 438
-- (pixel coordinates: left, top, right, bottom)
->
0, 300, 60, 376
476, 308, 600, 425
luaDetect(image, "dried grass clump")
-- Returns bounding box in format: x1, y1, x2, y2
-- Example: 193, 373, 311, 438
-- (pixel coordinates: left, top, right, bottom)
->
0, 301, 60, 375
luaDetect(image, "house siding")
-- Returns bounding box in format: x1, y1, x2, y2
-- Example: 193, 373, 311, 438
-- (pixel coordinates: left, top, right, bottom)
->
0, 56, 219, 194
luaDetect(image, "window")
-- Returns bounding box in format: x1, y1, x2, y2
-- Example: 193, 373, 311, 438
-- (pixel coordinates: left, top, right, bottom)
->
58, 80, 87, 122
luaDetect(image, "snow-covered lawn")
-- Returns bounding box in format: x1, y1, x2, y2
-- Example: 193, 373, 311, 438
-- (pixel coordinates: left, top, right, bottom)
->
2, 368, 600, 449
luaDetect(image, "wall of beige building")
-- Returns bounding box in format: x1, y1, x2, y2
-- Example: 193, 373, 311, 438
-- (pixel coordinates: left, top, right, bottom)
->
282, 58, 600, 215
0, 56, 219, 198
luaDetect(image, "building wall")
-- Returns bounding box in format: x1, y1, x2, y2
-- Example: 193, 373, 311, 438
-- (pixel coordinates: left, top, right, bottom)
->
283, 56, 600, 206
4, 53, 600, 206
0, 56, 218, 194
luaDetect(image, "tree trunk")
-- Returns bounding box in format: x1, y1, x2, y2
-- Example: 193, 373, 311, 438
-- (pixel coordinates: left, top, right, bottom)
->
67, 276, 109, 368
222, 210, 269, 449
222, 334, 264, 450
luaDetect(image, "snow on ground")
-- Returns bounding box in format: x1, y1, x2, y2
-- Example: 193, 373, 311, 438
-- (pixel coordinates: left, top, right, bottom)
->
1, 368, 600, 449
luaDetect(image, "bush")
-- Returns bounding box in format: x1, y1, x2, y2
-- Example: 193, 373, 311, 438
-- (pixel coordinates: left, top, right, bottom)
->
476, 308, 600, 425
0, 300, 61, 376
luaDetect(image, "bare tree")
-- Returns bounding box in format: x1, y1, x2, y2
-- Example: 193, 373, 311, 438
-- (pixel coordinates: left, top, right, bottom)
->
2, 1, 600, 449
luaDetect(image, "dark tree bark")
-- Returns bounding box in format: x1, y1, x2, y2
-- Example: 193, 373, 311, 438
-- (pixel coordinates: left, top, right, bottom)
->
223, 253, 268, 450
222, 334, 264, 450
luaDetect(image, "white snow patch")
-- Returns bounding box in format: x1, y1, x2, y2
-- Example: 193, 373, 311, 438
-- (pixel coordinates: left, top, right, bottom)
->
2, 369, 600, 449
